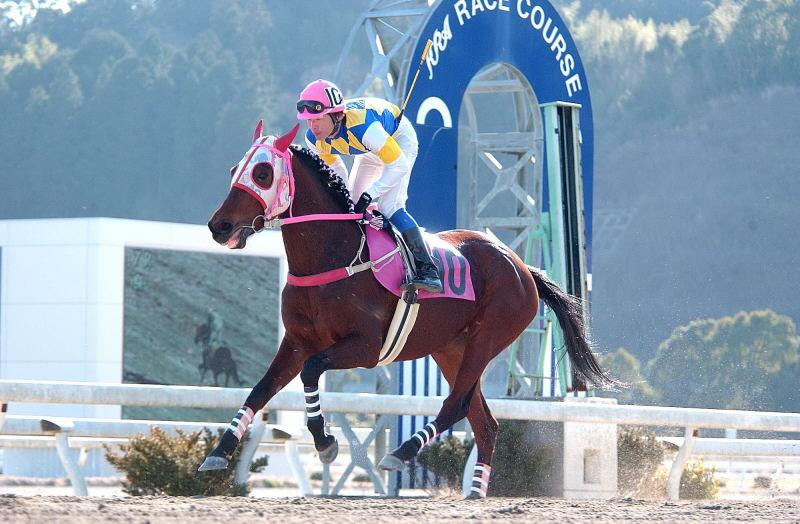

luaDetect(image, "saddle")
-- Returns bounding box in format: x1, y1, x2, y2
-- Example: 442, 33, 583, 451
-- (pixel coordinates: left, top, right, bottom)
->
359, 211, 475, 366
364, 211, 475, 302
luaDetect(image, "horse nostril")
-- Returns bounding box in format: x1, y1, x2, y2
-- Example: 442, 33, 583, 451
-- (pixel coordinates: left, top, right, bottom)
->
209, 220, 233, 236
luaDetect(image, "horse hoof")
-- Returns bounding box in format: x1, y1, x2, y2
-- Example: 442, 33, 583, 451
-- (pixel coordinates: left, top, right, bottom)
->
464, 491, 485, 500
198, 455, 229, 472
377, 453, 406, 471
318, 439, 339, 464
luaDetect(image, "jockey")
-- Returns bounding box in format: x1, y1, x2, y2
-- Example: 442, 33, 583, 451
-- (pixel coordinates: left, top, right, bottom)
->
296, 78, 443, 294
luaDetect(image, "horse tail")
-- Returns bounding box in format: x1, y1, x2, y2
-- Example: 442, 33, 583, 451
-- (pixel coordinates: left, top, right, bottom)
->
527, 265, 619, 389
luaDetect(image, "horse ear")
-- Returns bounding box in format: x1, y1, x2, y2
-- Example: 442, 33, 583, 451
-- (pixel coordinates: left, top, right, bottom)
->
252, 119, 264, 143
274, 123, 300, 152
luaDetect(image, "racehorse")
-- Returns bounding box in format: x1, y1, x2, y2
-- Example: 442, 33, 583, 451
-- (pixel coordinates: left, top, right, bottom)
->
200, 122, 614, 498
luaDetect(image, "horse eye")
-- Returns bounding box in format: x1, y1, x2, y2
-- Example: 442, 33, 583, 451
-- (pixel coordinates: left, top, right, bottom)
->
252, 162, 274, 189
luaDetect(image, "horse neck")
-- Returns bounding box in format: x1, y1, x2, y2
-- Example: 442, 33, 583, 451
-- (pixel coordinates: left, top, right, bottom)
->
281, 157, 362, 276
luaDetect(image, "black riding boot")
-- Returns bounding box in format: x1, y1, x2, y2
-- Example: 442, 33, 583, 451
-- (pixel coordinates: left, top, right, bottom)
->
401, 226, 444, 293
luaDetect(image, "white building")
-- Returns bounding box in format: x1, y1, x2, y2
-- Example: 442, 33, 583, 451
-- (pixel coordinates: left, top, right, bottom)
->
0, 217, 288, 476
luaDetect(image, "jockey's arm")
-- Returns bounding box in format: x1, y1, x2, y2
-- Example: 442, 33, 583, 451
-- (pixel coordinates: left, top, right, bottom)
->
305, 134, 348, 182
360, 122, 409, 198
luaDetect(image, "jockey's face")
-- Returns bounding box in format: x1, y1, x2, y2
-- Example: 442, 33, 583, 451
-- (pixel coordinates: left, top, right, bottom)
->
307, 112, 339, 140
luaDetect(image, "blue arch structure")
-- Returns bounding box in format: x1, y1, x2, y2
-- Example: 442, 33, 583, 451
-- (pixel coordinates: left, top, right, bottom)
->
405, 0, 594, 258
392, 0, 594, 493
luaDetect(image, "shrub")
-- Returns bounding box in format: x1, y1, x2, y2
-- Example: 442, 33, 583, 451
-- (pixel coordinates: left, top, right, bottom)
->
753, 475, 771, 489
617, 426, 666, 497
104, 427, 266, 496
617, 427, 721, 500
490, 421, 553, 496
417, 435, 474, 489
679, 460, 720, 499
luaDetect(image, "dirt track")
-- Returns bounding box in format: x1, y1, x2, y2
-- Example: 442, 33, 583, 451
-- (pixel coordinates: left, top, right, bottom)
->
1, 494, 798, 523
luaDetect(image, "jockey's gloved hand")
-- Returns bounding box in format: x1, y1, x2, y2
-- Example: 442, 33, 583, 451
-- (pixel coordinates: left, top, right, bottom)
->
354, 192, 373, 215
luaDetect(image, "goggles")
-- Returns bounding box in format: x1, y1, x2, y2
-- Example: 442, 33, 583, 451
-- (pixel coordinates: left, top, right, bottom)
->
296, 100, 328, 115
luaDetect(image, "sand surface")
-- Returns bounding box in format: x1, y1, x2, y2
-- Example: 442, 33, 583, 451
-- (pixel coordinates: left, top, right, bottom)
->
1, 494, 798, 523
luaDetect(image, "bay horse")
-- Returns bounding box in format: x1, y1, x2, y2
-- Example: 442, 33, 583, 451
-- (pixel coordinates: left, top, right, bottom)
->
199, 122, 614, 498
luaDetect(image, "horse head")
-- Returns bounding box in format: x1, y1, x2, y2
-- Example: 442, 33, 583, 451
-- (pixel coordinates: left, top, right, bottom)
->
208, 121, 299, 249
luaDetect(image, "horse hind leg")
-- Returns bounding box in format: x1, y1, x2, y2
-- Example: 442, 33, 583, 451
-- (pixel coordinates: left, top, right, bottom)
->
435, 352, 499, 498
378, 339, 501, 499
463, 389, 498, 499
378, 372, 478, 475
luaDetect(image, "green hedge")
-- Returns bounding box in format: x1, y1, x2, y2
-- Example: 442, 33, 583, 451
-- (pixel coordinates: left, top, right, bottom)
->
104, 427, 267, 496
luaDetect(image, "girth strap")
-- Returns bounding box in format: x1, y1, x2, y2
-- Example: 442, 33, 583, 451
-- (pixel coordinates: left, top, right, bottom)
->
287, 261, 372, 287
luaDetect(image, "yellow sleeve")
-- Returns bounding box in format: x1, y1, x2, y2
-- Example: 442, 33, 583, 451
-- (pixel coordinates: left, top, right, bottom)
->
375, 135, 402, 164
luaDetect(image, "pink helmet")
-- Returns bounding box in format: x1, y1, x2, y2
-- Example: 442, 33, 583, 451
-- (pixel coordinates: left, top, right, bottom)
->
296, 79, 345, 120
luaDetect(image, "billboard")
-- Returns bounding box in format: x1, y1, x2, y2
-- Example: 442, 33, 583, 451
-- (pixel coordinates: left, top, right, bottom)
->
122, 247, 280, 422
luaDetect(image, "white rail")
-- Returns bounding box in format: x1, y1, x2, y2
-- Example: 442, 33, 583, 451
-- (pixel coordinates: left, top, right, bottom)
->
2, 380, 799, 432
2, 379, 799, 500
661, 437, 800, 457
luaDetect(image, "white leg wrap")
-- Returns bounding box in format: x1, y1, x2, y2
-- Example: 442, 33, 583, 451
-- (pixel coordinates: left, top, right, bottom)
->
470, 463, 492, 498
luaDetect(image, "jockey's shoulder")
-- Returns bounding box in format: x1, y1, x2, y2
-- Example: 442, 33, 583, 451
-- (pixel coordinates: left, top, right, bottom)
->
343, 97, 401, 123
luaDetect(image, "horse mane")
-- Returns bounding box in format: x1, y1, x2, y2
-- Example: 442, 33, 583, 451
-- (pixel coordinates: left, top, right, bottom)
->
290, 145, 354, 213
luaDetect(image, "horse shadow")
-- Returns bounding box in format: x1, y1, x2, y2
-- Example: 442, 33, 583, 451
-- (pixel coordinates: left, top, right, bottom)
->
195, 320, 244, 388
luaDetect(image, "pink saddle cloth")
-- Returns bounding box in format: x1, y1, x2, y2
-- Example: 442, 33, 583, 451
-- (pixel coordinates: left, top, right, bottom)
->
365, 226, 475, 301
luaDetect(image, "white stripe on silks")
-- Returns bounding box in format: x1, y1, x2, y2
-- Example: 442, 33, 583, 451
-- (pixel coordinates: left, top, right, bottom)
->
304, 388, 319, 396
413, 433, 426, 446
420, 427, 431, 441
305, 399, 321, 409
306, 408, 322, 418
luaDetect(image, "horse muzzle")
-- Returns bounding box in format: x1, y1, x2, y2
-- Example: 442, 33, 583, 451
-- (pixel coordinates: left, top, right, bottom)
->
208, 219, 253, 249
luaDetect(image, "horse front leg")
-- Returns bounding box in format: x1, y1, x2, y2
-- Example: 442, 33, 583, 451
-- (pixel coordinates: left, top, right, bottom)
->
300, 353, 338, 463
198, 338, 307, 471
300, 335, 380, 465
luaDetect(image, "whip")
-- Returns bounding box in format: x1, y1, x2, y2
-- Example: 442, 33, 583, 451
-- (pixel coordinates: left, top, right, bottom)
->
398, 39, 433, 121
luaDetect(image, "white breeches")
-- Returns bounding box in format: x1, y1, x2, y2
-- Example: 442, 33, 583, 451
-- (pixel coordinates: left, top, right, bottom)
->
348, 116, 418, 219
